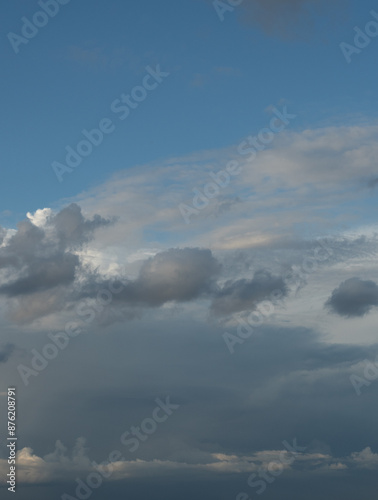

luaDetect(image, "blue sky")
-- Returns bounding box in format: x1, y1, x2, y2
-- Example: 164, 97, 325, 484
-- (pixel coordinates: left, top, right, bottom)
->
1, 1, 378, 499
1, 0, 378, 223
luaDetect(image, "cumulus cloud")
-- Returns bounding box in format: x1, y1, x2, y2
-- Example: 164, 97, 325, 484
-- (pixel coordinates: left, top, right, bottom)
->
0, 439, 91, 485
0, 203, 224, 325
85, 248, 221, 309
0, 204, 112, 296
0, 204, 113, 323
325, 277, 378, 317
349, 447, 378, 469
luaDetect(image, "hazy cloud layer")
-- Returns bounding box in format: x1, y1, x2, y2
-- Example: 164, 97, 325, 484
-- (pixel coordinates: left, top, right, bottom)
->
3, 322, 378, 495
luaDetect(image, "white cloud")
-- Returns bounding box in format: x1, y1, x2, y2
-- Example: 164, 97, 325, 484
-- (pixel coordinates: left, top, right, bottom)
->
26, 208, 52, 228
349, 447, 378, 469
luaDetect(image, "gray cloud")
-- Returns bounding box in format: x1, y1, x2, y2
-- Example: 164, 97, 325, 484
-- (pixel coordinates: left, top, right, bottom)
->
0, 254, 79, 297
326, 277, 378, 317
0, 343, 15, 363
13, 320, 378, 469
0, 204, 112, 299
211, 269, 288, 315
0, 204, 114, 323
0, 227, 6, 247
87, 248, 221, 309
0, 210, 221, 323
51, 203, 116, 249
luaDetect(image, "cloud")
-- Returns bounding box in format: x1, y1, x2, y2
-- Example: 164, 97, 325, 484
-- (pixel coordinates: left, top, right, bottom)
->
0, 253, 79, 297
211, 269, 288, 315
1, 123, 378, 326
7, 288, 70, 325
0, 204, 113, 323
84, 248, 221, 309
0, 343, 15, 363
51, 203, 116, 249
325, 277, 378, 317
0, 439, 91, 485
2, 438, 375, 486
237, 0, 349, 41
1, 204, 111, 284
24, 320, 376, 458
349, 447, 378, 469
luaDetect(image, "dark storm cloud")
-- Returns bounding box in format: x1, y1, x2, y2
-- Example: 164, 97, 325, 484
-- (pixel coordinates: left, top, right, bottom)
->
238, 0, 349, 41
0, 343, 15, 363
13, 320, 378, 475
211, 269, 288, 315
325, 277, 378, 317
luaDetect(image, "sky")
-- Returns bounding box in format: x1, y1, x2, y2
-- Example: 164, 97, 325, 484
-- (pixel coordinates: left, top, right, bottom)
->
1, 0, 378, 498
